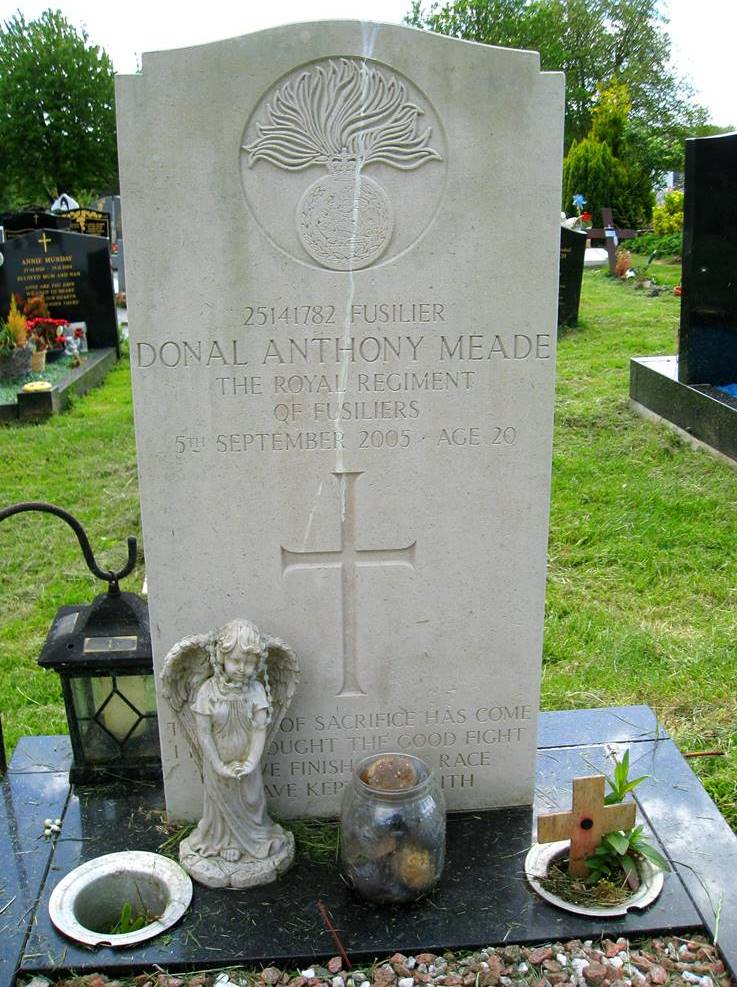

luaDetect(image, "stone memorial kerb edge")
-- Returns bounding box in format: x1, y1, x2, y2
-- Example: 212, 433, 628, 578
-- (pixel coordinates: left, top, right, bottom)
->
116, 22, 564, 821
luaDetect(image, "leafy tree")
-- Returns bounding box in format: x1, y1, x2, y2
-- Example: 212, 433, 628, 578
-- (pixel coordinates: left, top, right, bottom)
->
562, 80, 653, 228
406, 0, 708, 176
0, 9, 118, 212
652, 188, 684, 236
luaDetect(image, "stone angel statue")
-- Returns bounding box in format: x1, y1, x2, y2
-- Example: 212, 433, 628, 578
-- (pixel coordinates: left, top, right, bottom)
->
161, 618, 299, 888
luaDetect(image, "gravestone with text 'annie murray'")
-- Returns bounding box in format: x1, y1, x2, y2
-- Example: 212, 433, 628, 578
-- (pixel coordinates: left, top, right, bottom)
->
116, 23, 564, 820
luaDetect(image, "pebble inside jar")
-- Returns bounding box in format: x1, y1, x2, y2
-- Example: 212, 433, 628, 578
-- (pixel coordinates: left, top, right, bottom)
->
340, 753, 446, 903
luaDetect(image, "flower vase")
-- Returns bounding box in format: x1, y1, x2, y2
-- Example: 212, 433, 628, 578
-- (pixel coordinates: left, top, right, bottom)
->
31, 349, 47, 373
0, 344, 33, 381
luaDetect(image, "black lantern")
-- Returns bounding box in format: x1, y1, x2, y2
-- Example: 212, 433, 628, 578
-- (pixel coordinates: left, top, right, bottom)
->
0, 502, 161, 784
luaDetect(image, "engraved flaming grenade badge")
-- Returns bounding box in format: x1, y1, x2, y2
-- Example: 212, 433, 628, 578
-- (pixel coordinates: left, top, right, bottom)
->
243, 58, 443, 271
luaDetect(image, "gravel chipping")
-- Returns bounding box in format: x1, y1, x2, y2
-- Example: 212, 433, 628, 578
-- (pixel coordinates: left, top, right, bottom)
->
19, 933, 731, 987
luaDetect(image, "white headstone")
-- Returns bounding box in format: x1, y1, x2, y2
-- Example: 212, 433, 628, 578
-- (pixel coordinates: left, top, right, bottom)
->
116, 22, 564, 820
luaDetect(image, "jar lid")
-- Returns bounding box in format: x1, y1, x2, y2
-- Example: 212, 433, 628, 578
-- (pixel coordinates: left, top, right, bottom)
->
353, 752, 433, 801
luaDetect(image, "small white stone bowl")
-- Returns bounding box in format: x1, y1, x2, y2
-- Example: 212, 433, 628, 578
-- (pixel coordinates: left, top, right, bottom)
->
49, 850, 192, 948
525, 840, 664, 917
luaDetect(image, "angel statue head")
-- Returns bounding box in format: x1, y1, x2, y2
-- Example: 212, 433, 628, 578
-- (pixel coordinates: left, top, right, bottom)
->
211, 619, 266, 681
209, 619, 273, 720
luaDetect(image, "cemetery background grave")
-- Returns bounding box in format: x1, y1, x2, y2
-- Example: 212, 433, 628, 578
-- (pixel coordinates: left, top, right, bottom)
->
0, 227, 119, 420
630, 132, 737, 463
559, 226, 587, 327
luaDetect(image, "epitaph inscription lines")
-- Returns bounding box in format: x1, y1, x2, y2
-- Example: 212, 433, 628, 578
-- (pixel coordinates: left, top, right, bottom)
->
281, 471, 415, 698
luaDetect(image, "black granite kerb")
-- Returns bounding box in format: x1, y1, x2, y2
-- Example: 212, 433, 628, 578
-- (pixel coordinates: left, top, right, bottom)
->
630, 355, 737, 463
3, 707, 736, 985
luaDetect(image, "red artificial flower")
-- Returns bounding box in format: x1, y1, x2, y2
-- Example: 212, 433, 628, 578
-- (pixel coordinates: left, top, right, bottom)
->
27, 317, 70, 332
581, 210, 592, 223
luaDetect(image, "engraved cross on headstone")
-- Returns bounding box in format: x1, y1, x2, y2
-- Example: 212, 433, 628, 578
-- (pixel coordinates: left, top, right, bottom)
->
281, 471, 415, 698
536, 774, 636, 877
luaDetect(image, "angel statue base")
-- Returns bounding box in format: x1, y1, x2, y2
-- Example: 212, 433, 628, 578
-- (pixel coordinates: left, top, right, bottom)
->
161, 618, 300, 889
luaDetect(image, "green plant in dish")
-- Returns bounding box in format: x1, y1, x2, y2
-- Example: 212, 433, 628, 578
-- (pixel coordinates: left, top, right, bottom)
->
106, 901, 155, 935
603, 749, 649, 804
586, 824, 670, 889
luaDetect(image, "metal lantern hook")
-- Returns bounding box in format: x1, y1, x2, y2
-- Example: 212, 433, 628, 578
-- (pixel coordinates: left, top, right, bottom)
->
0, 501, 137, 595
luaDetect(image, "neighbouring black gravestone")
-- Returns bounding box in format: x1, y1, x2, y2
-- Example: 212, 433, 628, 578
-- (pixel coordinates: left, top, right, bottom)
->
558, 226, 587, 327
679, 132, 737, 385
65, 208, 111, 241
0, 211, 71, 239
0, 229, 118, 353
630, 132, 737, 462
92, 194, 122, 242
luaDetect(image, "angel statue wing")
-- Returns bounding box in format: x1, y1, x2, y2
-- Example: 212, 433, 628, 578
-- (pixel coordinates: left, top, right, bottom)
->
160, 632, 213, 772
263, 635, 300, 748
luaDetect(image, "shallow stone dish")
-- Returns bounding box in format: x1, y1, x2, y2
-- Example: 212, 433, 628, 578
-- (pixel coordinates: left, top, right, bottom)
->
48, 850, 192, 948
525, 839, 664, 917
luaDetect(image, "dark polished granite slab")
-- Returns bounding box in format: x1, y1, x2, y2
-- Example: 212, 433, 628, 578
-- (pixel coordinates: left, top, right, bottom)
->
630, 355, 737, 463
6, 708, 736, 982
0, 767, 69, 987
537, 704, 666, 749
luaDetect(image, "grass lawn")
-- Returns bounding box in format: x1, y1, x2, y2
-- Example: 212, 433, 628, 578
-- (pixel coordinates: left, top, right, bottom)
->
546, 264, 737, 829
1, 265, 735, 830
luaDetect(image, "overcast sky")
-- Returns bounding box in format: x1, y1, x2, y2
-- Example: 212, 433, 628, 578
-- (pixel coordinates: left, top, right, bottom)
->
0, 0, 734, 126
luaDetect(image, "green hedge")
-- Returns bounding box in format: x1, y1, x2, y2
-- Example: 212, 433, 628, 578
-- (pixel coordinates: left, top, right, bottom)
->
628, 232, 682, 258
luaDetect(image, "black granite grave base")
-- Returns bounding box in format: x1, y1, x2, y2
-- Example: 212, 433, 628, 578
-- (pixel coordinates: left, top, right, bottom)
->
3, 707, 736, 986
0, 348, 117, 422
630, 355, 737, 463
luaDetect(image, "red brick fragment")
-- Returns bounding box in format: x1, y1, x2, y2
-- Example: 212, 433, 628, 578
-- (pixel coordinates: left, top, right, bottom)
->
584, 962, 608, 984
604, 941, 626, 959
373, 965, 396, 987
529, 948, 554, 965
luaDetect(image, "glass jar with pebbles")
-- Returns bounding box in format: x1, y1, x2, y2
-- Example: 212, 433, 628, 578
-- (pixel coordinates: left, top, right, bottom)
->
340, 752, 445, 903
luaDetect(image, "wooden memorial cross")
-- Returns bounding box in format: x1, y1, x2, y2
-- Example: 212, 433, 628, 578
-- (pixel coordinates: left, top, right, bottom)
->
587, 207, 636, 275
537, 774, 636, 877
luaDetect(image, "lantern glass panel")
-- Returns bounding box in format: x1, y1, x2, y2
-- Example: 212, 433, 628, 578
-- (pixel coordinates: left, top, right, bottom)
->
69, 673, 159, 766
